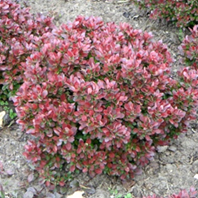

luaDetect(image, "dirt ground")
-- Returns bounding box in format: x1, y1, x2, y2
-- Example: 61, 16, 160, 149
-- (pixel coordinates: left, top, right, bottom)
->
0, 0, 198, 197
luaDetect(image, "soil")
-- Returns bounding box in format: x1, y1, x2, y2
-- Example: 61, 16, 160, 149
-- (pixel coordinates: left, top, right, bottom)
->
0, 0, 198, 197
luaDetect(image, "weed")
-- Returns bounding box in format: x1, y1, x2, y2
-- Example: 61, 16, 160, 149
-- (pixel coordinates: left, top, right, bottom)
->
0, 100, 17, 122
0, 184, 5, 198
177, 28, 185, 42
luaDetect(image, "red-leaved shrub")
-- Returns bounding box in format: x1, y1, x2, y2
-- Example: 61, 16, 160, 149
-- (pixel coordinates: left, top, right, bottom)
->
13, 16, 198, 186
0, 0, 55, 97
179, 25, 198, 70
131, 0, 198, 28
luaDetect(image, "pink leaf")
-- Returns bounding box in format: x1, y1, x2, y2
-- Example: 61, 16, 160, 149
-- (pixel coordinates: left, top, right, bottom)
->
70, 165, 75, 172
66, 142, 72, 151
95, 168, 102, 175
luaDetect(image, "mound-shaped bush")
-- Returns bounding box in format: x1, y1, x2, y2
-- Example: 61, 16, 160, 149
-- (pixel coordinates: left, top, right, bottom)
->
131, 0, 198, 28
0, 0, 55, 98
13, 16, 198, 186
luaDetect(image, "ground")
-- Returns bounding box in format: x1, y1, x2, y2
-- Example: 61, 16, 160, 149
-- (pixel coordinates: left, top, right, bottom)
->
0, 0, 198, 197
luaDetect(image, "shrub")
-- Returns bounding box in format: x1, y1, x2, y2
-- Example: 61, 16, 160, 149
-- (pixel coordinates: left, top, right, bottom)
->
13, 16, 198, 186
0, 0, 55, 99
131, 0, 198, 28
179, 25, 198, 69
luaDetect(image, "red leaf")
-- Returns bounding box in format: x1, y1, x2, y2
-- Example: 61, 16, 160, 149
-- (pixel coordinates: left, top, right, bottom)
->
60, 94, 66, 101
59, 181, 65, 187
81, 115, 87, 122
45, 181, 50, 187
145, 135, 151, 141
135, 146, 141, 152
53, 145, 57, 153
82, 167, 88, 173
70, 165, 75, 172
109, 152, 115, 158
66, 142, 72, 151
95, 168, 102, 175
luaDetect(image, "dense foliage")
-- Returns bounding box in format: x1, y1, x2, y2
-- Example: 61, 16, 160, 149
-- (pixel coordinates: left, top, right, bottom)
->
131, 0, 198, 28
1, 0, 198, 195
12, 14, 198, 187
0, 0, 55, 99
179, 25, 198, 69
